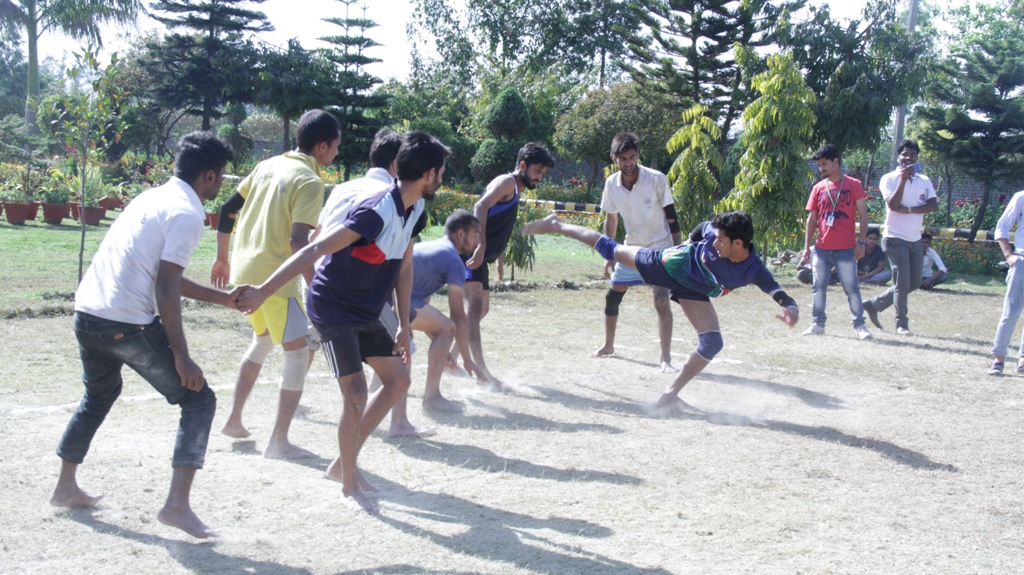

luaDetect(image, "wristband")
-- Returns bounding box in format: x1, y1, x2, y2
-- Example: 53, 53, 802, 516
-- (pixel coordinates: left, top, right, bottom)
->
857, 240, 866, 245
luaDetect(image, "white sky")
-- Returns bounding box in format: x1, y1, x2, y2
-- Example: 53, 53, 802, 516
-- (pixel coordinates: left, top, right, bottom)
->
33, 0, 883, 82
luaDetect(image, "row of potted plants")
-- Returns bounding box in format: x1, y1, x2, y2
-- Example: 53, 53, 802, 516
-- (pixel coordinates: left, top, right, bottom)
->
0, 188, 114, 226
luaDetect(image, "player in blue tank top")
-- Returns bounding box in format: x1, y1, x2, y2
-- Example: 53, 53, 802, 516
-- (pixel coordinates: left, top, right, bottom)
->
523, 211, 800, 413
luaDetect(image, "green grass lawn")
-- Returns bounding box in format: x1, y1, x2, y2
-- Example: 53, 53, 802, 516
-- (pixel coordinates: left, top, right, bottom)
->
0, 212, 611, 311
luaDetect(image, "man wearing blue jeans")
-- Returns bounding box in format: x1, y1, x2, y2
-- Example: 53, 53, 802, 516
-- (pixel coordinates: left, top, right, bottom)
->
989, 189, 1024, 375
800, 144, 872, 340
51, 132, 243, 539
863, 139, 938, 334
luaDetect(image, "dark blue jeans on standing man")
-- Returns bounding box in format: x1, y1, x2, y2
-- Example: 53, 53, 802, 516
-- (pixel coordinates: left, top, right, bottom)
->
57, 312, 216, 469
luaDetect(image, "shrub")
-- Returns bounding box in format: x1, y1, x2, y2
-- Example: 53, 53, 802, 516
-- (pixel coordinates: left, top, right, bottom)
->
485, 88, 531, 140
425, 188, 478, 226
217, 124, 253, 170
934, 238, 1003, 276
42, 188, 70, 205
0, 188, 27, 203
470, 139, 521, 185
523, 177, 600, 204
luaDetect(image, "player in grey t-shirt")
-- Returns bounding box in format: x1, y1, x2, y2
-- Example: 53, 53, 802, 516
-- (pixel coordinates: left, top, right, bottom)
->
384, 210, 484, 436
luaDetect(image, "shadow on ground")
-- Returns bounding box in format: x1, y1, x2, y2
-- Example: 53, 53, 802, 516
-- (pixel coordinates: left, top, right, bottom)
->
699, 373, 846, 410
374, 477, 672, 575
390, 439, 642, 485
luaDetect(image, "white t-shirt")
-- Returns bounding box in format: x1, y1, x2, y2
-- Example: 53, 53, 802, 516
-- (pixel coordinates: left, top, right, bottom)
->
319, 167, 393, 228
880, 168, 936, 241
995, 190, 1024, 256
922, 247, 947, 280
600, 165, 674, 248
75, 177, 207, 324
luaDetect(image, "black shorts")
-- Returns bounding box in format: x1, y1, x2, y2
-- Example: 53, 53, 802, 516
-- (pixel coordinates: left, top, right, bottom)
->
633, 248, 711, 303
466, 262, 490, 291
314, 320, 395, 378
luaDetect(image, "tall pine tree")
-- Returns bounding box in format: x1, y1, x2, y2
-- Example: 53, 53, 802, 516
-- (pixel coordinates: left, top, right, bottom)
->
146, 0, 272, 130
320, 0, 385, 180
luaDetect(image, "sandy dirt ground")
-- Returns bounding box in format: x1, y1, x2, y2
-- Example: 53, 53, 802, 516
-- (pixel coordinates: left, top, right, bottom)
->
1, 279, 1023, 574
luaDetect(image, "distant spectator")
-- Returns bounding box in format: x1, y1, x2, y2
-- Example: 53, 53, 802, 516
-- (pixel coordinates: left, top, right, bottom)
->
919, 233, 948, 290
858, 230, 891, 284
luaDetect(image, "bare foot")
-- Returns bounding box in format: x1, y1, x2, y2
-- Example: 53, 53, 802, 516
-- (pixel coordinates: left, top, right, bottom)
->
341, 488, 379, 514
660, 360, 679, 373
50, 485, 103, 508
264, 440, 318, 460
157, 504, 217, 538
388, 421, 438, 438
655, 395, 703, 415
423, 396, 465, 413
477, 377, 504, 392
294, 404, 312, 416
591, 345, 614, 358
221, 420, 251, 438
521, 214, 561, 236
326, 457, 379, 492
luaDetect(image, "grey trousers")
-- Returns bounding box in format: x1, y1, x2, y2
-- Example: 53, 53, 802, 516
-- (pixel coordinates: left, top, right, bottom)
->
865, 237, 922, 329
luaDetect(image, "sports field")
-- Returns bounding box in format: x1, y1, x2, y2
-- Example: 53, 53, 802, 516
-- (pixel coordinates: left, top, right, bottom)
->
1, 221, 1022, 574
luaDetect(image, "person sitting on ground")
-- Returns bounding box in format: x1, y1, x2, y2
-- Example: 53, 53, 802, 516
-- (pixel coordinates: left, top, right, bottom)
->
523, 211, 799, 414
919, 233, 948, 290
858, 229, 891, 285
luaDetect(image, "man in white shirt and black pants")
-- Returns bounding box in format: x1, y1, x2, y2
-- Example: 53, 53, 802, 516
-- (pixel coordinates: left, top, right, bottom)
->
988, 190, 1024, 375
863, 139, 938, 335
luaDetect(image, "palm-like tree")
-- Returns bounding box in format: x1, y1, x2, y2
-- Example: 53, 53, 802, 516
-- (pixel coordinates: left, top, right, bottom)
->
0, 0, 142, 129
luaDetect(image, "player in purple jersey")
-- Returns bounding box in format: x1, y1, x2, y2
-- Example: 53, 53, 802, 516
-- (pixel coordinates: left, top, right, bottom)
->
523, 211, 799, 413
238, 131, 448, 513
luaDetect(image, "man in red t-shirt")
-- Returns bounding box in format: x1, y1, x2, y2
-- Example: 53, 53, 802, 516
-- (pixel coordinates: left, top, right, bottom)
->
800, 144, 872, 340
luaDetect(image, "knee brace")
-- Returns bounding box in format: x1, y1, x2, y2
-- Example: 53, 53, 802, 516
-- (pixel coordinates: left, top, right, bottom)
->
242, 333, 274, 365
695, 330, 723, 361
605, 289, 626, 316
595, 235, 620, 261
279, 347, 308, 391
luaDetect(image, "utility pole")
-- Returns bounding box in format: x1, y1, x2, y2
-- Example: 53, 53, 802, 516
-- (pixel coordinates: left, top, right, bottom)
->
891, 0, 920, 166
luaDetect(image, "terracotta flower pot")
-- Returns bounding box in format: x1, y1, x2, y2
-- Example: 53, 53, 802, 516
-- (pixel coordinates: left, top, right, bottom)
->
70, 202, 81, 221
83, 206, 104, 226
4, 202, 30, 225
26, 201, 40, 220
42, 203, 67, 225
62, 205, 71, 218
207, 213, 219, 229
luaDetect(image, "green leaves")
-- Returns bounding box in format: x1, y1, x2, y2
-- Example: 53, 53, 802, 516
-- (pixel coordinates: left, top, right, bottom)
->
665, 103, 724, 232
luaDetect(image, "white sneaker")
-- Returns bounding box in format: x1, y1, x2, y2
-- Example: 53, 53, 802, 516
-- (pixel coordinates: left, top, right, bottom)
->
856, 325, 873, 340
803, 324, 825, 336
896, 326, 912, 335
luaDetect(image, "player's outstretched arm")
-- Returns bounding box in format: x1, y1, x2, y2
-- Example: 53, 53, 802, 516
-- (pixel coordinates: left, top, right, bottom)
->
770, 289, 799, 327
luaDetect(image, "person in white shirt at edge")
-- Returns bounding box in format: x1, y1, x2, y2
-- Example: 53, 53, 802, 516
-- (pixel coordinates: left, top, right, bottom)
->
592, 132, 681, 372
919, 233, 948, 290
988, 190, 1024, 375
862, 139, 938, 335
51, 132, 245, 539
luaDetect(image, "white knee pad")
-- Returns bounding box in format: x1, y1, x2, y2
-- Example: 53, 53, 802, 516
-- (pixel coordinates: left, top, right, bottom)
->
279, 347, 308, 391
242, 333, 274, 365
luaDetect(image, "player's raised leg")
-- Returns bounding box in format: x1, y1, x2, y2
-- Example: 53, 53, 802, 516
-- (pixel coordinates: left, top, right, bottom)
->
523, 214, 643, 270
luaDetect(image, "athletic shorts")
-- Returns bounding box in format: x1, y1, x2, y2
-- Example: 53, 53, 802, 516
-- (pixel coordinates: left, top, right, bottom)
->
633, 248, 711, 303
466, 262, 490, 290
609, 262, 645, 287
315, 320, 396, 378
247, 296, 309, 344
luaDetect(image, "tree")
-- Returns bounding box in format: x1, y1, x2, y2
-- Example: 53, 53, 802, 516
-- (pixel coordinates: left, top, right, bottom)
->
664, 104, 724, 232
217, 101, 251, 169
622, 0, 799, 157
0, 27, 31, 120
47, 49, 126, 283
256, 39, 338, 152
915, 35, 1024, 241
484, 88, 530, 140
146, 0, 271, 130
0, 0, 141, 130
320, 0, 386, 179
553, 82, 679, 186
723, 51, 816, 255
782, 0, 928, 155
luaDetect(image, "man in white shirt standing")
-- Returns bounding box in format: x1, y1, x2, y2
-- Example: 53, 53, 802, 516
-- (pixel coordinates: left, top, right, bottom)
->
592, 132, 681, 371
988, 190, 1024, 375
51, 132, 243, 538
863, 139, 938, 334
